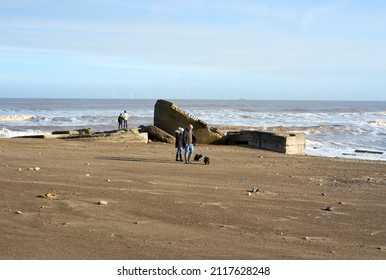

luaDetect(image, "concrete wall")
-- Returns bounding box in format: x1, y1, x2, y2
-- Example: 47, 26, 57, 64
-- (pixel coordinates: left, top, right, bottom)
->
154, 99, 224, 144
225, 130, 305, 155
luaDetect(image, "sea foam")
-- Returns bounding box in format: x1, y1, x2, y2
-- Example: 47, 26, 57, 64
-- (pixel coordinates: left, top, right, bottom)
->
0, 115, 33, 122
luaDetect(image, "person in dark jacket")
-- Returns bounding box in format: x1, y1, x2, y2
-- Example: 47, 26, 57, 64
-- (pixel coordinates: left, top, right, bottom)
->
175, 127, 184, 162
183, 124, 196, 164
118, 113, 123, 130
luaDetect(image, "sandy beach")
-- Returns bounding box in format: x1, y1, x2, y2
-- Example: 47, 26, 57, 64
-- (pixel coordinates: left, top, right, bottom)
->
0, 138, 385, 260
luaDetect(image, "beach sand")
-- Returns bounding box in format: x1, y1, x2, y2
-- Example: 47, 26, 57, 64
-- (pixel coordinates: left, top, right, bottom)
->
0, 138, 385, 260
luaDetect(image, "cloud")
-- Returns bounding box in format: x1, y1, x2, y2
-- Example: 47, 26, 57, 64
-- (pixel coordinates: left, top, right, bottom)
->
300, 1, 343, 28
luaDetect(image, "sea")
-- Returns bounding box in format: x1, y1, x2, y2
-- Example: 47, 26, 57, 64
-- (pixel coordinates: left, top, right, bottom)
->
1, 98, 385, 161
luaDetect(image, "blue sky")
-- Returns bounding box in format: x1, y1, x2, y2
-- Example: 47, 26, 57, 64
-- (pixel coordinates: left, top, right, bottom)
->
0, 0, 385, 100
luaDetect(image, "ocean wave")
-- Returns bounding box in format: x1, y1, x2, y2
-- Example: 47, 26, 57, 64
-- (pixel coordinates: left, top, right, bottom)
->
368, 120, 386, 126
0, 127, 47, 138
0, 115, 34, 122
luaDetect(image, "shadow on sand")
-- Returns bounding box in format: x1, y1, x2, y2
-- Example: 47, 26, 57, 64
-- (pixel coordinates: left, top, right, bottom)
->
96, 156, 183, 165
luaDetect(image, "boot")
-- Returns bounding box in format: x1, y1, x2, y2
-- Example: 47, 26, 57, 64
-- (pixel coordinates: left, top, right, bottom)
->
188, 152, 192, 164
176, 154, 179, 161
179, 154, 183, 161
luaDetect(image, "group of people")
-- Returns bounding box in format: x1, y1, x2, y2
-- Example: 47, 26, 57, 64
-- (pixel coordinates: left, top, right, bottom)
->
117, 112, 195, 164
175, 124, 196, 164
118, 110, 129, 129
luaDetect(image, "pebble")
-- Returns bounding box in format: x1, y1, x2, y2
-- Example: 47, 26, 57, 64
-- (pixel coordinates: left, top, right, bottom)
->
17, 168, 22, 171
97, 200, 108, 205
27, 167, 40, 171
16, 211, 23, 215
338, 201, 344, 205
321, 193, 326, 196
85, 174, 90, 177
303, 236, 310, 240
107, 179, 111, 182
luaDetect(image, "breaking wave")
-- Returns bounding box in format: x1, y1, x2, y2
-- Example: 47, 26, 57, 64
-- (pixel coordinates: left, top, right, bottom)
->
0, 127, 47, 138
0, 115, 33, 122
368, 120, 386, 126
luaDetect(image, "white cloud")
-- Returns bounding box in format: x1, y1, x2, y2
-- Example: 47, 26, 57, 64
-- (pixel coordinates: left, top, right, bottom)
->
300, 1, 344, 28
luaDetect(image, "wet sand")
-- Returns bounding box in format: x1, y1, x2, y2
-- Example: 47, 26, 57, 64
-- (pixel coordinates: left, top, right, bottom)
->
1, 138, 385, 259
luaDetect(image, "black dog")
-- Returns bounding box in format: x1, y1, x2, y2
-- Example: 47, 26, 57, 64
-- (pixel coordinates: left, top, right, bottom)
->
194, 154, 203, 161
204, 156, 210, 165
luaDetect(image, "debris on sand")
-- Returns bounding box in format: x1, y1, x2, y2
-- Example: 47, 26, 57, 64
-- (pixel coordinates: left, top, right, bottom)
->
323, 206, 334, 211
37, 193, 59, 199
247, 187, 260, 194
27, 167, 40, 171
97, 200, 108, 205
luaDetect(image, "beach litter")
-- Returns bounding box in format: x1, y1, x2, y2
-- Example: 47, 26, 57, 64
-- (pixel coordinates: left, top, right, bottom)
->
37, 193, 59, 199
247, 187, 260, 194
97, 200, 108, 205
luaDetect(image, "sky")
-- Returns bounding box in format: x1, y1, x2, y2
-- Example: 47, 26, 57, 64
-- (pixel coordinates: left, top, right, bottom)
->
0, 0, 386, 100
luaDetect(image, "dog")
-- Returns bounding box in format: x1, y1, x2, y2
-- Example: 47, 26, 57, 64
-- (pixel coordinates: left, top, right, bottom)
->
194, 154, 203, 161
194, 153, 210, 165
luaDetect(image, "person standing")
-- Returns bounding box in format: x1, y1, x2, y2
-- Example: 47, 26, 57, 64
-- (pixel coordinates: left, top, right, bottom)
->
123, 110, 129, 129
183, 124, 196, 164
175, 127, 184, 162
118, 113, 123, 130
